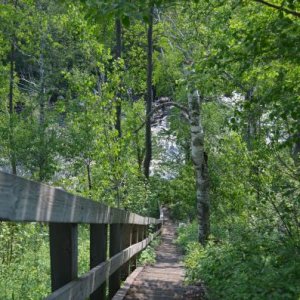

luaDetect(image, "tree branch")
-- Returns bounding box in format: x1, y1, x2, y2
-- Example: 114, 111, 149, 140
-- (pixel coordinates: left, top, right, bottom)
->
253, 0, 300, 18
222, 71, 247, 92
276, 154, 299, 181
134, 101, 189, 133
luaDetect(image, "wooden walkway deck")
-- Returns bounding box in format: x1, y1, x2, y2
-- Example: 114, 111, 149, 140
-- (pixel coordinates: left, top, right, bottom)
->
123, 215, 186, 299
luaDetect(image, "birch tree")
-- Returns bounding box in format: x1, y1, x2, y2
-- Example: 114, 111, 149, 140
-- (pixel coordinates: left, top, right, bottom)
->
187, 88, 210, 245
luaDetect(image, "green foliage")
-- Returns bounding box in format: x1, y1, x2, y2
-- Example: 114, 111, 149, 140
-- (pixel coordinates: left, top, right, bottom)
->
1, 0, 300, 299
78, 225, 90, 276
0, 223, 50, 299
149, 166, 196, 221
176, 222, 198, 251
177, 223, 300, 300
138, 236, 161, 266
138, 246, 156, 266
0, 223, 91, 299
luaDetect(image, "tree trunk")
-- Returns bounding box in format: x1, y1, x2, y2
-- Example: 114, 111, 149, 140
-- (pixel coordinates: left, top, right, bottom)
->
115, 18, 122, 138
135, 132, 143, 171
292, 131, 300, 167
245, 88, 261, 201
188, 89, 210, 246
87, 160, 92, 191
8, 41, 17, 175
143, 7, 154, 179
38, 32, 46, 181
245, 88, 257, 151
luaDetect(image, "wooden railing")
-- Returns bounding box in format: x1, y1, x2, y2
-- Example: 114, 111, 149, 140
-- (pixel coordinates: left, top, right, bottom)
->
0, 171, 162, 299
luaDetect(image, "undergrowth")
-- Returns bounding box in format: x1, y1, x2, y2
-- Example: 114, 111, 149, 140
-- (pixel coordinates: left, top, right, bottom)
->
0, 223, 90, 299
176, 222, 300, 300
138, 235, 161, 266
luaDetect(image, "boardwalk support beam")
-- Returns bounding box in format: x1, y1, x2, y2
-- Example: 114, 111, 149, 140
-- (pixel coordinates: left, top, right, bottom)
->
90, 224, 107, 300
0, 171, 163, 300
49, 223, 78, 291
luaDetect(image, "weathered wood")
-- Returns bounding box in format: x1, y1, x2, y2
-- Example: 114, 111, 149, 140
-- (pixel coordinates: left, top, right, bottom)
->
49, 223, 78, 291
45, 230, 161, 300
136, 226, 146, 267
112, 267, 144, 300
138, 225, 146, 242
109, 224, 122, 298
0, 171, 163, 299
130, 225, 138, 272
123, 220, 185, 300
121, 225, 132, 280
90, 224, 107, 300
0, 171, 161, 225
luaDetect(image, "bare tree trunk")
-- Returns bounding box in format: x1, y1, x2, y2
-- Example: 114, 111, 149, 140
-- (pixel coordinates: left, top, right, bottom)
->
135, 132, 143, 171
245, 88, 257, 151
292, 130, 300, 167
143, 6, 154, 179
188, 89, 210, 246
245, 88, 261, 201
8, 41, 17, 175
38, 30, 46, 181
115, 18, 122, 138
87, 160, 92, 191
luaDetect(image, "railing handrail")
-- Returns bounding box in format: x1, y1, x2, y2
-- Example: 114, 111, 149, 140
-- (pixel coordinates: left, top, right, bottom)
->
0, 170, 162, 300
0, 171, 160, 225
45, 229, 161, 300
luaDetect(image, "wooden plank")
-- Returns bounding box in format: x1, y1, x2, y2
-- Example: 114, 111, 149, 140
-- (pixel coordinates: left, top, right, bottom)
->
109, 224, 122, 298
90, 224, 107, 300
49, 223, 78, 291
0, 171, 161, 225
111, 267, 144, 300
45, 229, 161, 300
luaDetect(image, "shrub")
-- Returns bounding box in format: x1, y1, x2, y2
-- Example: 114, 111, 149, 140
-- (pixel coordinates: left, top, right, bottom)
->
176, 223, 300, 300
138, 236, 161, 266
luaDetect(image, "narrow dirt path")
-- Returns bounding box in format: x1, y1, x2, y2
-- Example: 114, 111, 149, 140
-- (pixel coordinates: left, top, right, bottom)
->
124, 211, 186, 299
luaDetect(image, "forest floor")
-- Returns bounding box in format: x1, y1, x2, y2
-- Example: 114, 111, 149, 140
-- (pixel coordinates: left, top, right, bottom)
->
119, 215, 206, 299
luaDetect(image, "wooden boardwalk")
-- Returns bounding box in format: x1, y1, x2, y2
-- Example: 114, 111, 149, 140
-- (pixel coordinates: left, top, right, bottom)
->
123, 214, 186, 299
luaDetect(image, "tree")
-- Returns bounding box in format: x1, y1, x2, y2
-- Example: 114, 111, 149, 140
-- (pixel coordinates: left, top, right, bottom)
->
143, 6, 154, 179
115, 17, 122, 138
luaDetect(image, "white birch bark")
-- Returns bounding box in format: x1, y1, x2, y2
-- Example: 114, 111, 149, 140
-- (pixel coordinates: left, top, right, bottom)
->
188, 89, 210, 245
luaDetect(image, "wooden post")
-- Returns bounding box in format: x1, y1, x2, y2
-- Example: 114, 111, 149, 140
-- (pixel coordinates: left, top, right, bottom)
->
90, 224, 107, 300
157, 222, 161, 233
130, 225, 138, 272
138, 225, 145, 242
121, 224, 132, 280
144, 225, 147, 239
49, 223, 78, 292
135, 225, 145, 267
109, 223, 122, 299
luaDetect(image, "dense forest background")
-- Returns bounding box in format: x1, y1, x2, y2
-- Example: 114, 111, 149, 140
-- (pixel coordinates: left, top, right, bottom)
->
0, 0, 299, 299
